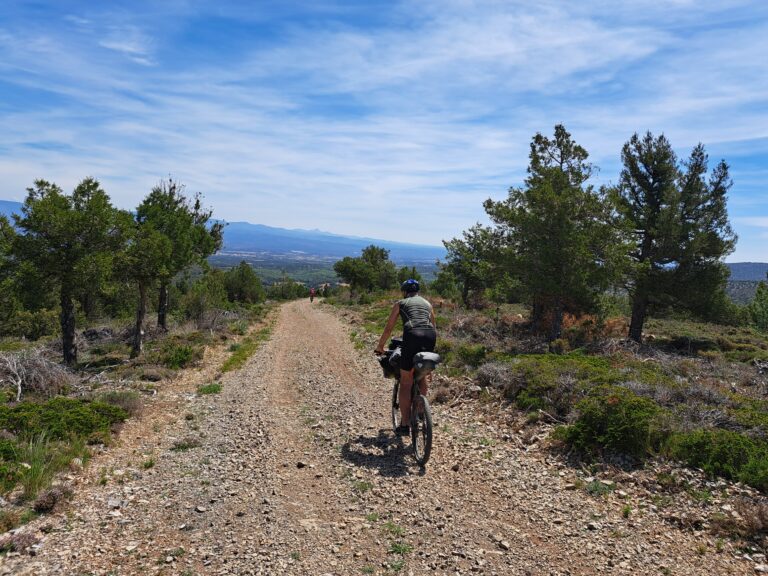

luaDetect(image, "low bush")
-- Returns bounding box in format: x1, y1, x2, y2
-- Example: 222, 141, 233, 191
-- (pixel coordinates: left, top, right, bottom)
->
0, 397, 127, 441
456, 343, 487, 367
2, 308, 59, 341
475, 362, 514, 389
557, 385, 665, 458
434, 338, 454, 364
501, 352, 616, 415
96, 390, 142, 417
161, 344, 199, 369
0, 530, 38, 553
197, 382, 222, 395
0, 509, 20, 532
0, 349, 75, 401
666, 429, 768, 492
33, 484, 72, 512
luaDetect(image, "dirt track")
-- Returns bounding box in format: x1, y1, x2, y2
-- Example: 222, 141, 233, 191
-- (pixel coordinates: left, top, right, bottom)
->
1, 300, 752, 575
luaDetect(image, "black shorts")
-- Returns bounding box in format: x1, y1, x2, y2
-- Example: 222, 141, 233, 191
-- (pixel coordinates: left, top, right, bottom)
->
401, 328, 436, 371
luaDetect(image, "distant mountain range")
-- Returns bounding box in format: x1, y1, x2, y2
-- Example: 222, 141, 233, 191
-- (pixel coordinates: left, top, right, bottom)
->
725, 262, 768, 282
2, 198, 765, 274
0, 199, 444, 264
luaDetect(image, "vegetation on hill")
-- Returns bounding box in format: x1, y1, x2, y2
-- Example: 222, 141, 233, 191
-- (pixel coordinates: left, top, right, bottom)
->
328, 124, 768, 499
0, 177, 290, 533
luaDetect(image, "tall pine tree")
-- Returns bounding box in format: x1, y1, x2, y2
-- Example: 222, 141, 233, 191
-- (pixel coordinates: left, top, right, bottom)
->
136, 179, 223, 331
13, 179, 128, 364
484, 125, 621, 340
609, 133, 736, 342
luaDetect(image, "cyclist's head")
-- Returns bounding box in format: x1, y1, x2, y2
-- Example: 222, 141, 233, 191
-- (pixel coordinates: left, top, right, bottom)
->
401, 279, 420, 294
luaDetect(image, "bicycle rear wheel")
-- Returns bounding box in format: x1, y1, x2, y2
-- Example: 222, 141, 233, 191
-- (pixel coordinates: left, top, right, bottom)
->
410, 394, 433, 466
391, 380, 401, 431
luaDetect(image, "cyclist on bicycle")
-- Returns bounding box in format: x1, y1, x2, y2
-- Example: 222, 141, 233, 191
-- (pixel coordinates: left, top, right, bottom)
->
309, 287, 316, 302
375, 279, 436, 435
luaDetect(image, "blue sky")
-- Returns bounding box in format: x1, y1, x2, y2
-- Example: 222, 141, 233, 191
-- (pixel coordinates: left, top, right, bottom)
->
0, 1, 766, 261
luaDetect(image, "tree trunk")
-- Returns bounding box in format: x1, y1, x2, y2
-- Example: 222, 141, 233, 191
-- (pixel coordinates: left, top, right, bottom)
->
60, 288, 77, 366
461, 283, 469, 308
82, 291, 96, 321
629, 292, 648, 343
549, 301, 564, 342
157, 282, 169, 331
131, 284, 147, 359
530, 299, 543, 334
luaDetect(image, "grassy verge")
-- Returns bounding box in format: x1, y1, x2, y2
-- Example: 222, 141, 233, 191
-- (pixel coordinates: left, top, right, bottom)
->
0, 397, 127, 501
221, 324, 273, 372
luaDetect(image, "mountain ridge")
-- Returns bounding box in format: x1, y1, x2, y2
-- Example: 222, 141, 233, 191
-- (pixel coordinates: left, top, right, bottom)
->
2, 199, 765, 274
0, 199, 444, 263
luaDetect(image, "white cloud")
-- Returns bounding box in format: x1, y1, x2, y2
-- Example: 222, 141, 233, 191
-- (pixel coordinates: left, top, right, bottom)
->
0, 0, 766, 251
98, 26, 155, 65
736, 217, 768, 228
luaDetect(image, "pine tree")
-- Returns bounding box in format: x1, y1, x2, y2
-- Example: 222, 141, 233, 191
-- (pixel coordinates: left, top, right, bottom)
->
749, 281, 768, 332
484, 125, 621, 340
441, 224, 498, 307
224, 261, 265, 304
13, 179, 128, 364
609, 133, 736, 342
136, 179, 223, 331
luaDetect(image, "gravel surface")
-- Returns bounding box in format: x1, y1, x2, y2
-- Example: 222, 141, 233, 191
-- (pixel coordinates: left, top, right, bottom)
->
0, 300, 757, 575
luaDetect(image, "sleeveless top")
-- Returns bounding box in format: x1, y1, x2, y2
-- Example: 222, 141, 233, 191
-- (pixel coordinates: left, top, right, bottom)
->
398, 295, 434, 332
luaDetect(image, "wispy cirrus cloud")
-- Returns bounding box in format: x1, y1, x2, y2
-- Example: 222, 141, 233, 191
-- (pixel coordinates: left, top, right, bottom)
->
98, 26, 155, 65
0, 0, 766, 261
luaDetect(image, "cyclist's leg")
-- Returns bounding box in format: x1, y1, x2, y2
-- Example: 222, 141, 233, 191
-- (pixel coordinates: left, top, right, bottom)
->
417, 373, 429, 396
399, 368, 413, 423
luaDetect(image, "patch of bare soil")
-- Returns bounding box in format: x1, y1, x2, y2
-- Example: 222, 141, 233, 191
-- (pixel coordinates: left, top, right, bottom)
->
1, 300, 756, 575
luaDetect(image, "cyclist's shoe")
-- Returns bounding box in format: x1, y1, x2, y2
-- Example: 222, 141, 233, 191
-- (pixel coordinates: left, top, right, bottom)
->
395, 425, 410, 436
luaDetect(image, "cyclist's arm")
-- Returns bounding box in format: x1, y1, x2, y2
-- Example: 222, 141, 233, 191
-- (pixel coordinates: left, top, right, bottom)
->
375, 302, 400, 353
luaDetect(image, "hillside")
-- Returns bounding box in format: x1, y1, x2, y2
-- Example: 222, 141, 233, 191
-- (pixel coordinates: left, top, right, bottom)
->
1, 199, 444, 264
728, 262, 768, 281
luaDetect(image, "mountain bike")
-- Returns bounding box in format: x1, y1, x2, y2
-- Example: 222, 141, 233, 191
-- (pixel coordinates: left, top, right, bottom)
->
377, 338, 441, 466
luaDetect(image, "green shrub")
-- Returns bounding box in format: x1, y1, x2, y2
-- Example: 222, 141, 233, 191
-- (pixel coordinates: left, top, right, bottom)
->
666, 429, 768, 491
0, 397, 127, 442
456, 343, 487, 367
434, 338, 453, 362
501, 352, 617, 414
197, 382, 222, 395
357, 293, 373, 305
3, 309, 59, 340
0, 461, 20, 495
558, 385, 664, 458
162, 344, 198, 369
0, 397, 122, 499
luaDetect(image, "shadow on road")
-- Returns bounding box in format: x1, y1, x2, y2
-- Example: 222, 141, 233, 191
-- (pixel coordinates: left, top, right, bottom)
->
340, 428, 423, 478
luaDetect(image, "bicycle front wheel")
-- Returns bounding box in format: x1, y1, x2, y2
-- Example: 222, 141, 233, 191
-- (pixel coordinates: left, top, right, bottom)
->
410, 394, 433, 466
391, 380, 401, 431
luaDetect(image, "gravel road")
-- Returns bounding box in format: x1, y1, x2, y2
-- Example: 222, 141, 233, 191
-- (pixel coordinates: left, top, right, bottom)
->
1, 300, 754, 575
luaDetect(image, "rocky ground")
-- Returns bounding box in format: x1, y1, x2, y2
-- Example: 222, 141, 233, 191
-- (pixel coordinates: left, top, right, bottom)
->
1, 300, 762, 575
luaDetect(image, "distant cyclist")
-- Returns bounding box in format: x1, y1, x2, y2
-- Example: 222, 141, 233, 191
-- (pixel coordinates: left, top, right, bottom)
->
310, 287, 316, 302
375, 279, 436, 435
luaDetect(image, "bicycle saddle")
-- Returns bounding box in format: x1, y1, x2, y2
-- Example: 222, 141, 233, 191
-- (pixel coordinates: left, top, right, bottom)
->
413, 352, 441, 365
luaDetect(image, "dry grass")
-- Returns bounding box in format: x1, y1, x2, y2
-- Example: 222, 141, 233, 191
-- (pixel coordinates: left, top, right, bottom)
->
0, 530, 39, 553
33, 484, 73, 513
0, 349, 76, 401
